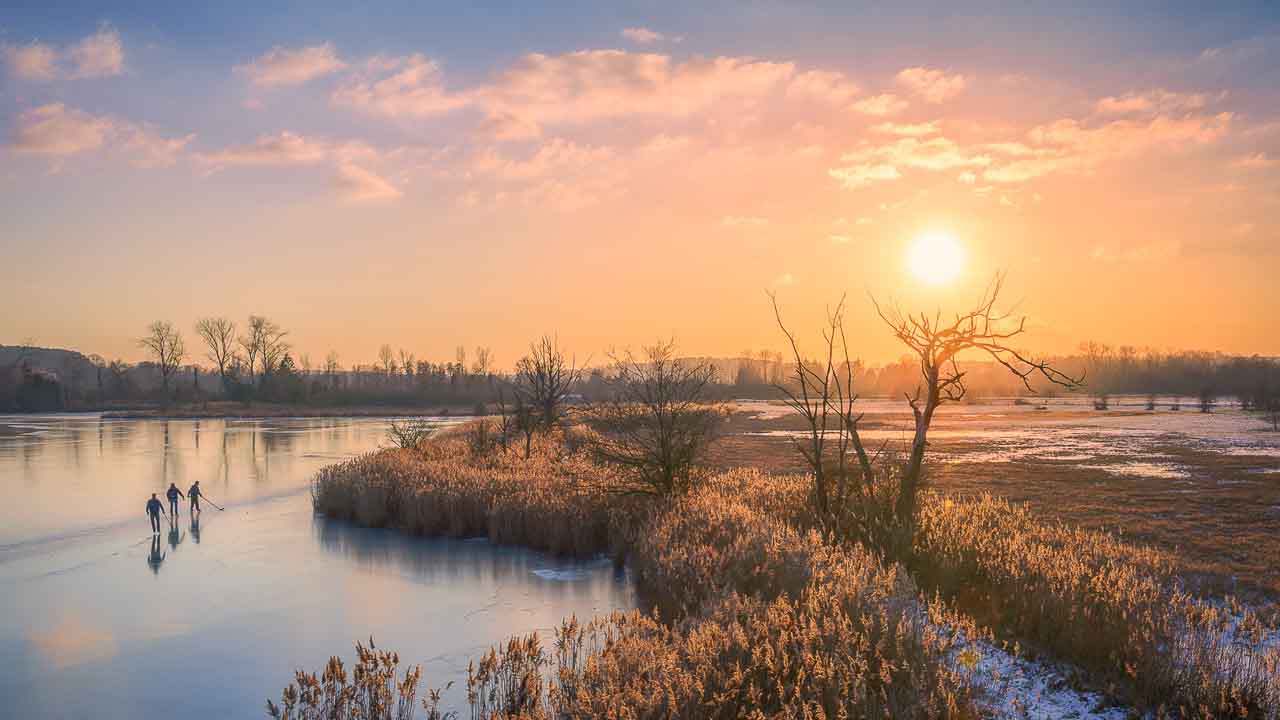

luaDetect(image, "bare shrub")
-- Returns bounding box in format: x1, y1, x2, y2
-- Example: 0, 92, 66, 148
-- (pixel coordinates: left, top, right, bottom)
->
385, 419, 436, 450
583, 340, 723, 496
513, 335, 582, 432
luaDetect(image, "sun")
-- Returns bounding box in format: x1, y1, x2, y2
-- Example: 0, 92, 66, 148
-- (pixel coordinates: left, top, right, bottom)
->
907, 232, 966, 287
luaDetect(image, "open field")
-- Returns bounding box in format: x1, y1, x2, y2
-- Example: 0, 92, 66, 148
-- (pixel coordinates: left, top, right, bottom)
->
714, 398, 1280, 603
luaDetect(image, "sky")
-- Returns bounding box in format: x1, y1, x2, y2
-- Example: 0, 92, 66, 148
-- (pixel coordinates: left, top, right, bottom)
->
2, 1, 1278, 369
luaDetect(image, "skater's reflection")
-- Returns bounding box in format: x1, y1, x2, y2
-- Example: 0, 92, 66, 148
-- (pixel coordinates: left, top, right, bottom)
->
147, 535, 165, 575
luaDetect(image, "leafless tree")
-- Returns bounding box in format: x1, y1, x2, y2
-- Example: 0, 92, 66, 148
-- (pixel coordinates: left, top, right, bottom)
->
398, 349, 415, 380
472, 346, 493, 377
378, 344, 396, 378
455, 346, 467, 372
195, 317, 237, 390
584, 340, 723, 496
872, 272, 1081, 532
138, 321, 185, 408
770, 293, 886, 544
238, 316, 288, 387
513, 335, 582, 431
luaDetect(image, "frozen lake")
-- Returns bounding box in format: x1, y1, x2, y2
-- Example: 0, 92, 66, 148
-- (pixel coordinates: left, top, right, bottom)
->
0, 415, 635, 718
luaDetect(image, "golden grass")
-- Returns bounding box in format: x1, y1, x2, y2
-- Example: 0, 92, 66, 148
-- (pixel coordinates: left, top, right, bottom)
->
916, 493, 1280, 715
300, 423, 1280, 718
301, 428, 979, 718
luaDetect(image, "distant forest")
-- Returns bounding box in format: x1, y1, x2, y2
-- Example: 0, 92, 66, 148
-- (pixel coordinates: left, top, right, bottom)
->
3, 326, 1278, 414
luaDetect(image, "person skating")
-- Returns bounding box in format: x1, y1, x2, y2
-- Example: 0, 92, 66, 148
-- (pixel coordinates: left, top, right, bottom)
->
146, 493, 165, 533
188, 481, 203, 513
166, 482, 184, 516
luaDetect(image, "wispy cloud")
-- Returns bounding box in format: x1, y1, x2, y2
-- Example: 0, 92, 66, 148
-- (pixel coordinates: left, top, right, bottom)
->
851, 93, 908, 116
68, 26, 125, 79
331, 54, 469, 117
620, 27, 663, 45
335, 163, 402, 202
8, 103, 191, 168
895, 67, 966, 103
4, 26, 124, 81
4, 42, 58, 81
236, 44, 346, 87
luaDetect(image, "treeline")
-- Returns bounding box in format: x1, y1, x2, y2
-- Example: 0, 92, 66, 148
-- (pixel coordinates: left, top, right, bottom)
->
731, 344, 1280, 403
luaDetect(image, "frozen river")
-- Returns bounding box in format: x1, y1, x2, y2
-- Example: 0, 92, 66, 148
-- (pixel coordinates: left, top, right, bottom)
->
0, 415, 635, 718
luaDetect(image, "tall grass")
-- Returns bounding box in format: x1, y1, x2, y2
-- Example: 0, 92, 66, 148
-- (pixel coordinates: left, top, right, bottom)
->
301, 424, 1280, 718
915, 493, 1280, 715
299, 428, 979, 718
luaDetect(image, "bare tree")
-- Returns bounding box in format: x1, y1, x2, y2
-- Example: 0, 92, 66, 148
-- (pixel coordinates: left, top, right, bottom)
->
472, 346, 493, 377
237, 315, 288, 390
872, 273, 1081, 532
770, 293, 883, 544
398, 349, 415, 380
513, 336, 582, 431
584, 340, 723, 496
195, 317, 237, 391
138, 321, 186, 408
378, 344, 396, 378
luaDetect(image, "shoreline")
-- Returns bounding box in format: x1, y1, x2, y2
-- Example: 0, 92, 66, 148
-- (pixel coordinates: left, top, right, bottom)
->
99, 403, 481, 420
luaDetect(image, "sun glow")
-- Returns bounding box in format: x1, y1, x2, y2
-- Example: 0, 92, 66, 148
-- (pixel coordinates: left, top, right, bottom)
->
907, 232, 966, 287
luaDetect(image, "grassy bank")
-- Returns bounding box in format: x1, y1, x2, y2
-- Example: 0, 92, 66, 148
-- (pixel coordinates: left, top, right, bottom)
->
289, 423, 1280, 718
297, 429, 978, 718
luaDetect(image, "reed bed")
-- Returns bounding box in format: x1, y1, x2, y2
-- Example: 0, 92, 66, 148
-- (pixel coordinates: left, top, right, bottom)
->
297, 429, 980, 718
300, 425, 1280, 718
915, 493, 1280, 716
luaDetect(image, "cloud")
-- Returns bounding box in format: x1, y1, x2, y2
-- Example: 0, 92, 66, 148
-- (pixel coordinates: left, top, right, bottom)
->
68, 26, 124, 79
8, 103, 192, 168
335, 163, 402, 202
120, 125, 196, 168
194, 131, 328, 168
475, 50, 795, 127
828, 162, 901, 188
851, 93, 908, 116
477, 111, 542, 141
1233, 152, 1277, 169
1095, 89, 1208, 115
332, 54, 469, 117
895, 67, 966, 103
236, 43, 346, 87
871, 120, 939, 137
957, 170, 977, 184
828, 234, 852, 245
9, 103, 114, 157
786, 70, 859, 105
621, 27, 663, 45
4, 42, 58, 81
773, 272, 795, 286
829, 136, 991, 188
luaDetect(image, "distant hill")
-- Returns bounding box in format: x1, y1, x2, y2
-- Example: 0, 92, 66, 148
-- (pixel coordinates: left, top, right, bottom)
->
0, 345, 99, 386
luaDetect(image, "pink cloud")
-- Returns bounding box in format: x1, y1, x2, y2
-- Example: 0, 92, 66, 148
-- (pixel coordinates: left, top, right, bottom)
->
620, 28, 663, 45
895, 67, 966, 103
10, 103, 114, 157
4, 42, 58, 81
68, 26, 124, 79
335, 163, 402, 202
236, 44, 346, 87
332, 54, 469, 117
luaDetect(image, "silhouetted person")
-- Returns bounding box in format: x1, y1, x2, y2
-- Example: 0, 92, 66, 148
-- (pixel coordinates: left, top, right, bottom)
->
166, 482, 184, 516
188, 481, 203, 514
147, 535, 165, 575
146, 493, 165, 533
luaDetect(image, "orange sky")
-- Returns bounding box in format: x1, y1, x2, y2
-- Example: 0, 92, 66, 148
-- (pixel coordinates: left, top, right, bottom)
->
2, 8, 1278, 369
